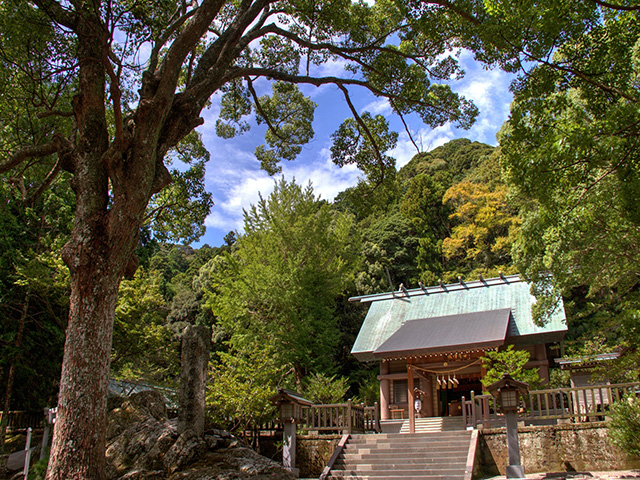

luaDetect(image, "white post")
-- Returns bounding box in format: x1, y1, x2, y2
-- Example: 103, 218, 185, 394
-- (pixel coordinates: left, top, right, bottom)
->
23, 427, 32, 480
282, 421, 297, 475
40, 407, 56, 460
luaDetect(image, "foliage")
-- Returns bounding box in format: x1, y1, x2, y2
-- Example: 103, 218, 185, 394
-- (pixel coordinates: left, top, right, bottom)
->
331, 113, 398, 186
0, 175, 72, 412
354, 371, 381, 406
206, 342, 285, 432
302, 373, 349, 405
354, 212, 419, 294
491, 4, 640, 324
29, 449, 50, 480
609, 396, 640, 459
398, 139, 494, 184
481, 345, 540, 390
203, 178, 358, 384
442, 181, 519, 280
112, 268, 177, 385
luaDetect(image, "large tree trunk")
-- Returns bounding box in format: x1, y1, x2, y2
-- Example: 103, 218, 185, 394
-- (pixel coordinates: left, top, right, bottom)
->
46, 255, 121, 480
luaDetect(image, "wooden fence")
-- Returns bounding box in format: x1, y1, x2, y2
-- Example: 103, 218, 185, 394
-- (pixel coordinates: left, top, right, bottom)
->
0, 411, 43, 430
464, 381, 640, 429
298, 400, 380, 433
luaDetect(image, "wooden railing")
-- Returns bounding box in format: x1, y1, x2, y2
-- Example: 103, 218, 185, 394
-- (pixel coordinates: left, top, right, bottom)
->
0, 411, 43, 430
299, 401, 380, 433
464, 382, 640, 429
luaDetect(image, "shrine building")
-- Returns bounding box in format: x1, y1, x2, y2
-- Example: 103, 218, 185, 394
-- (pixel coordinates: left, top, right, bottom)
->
350, 274, 567, 421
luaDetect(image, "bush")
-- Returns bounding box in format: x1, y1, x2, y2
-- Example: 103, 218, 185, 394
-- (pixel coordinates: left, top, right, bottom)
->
302, 373, 349, 404
609, 396, 640, 458
29, 448, 49, 480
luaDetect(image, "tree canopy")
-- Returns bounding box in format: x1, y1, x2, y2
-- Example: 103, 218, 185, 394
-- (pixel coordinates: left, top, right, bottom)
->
0, 1, 484, 476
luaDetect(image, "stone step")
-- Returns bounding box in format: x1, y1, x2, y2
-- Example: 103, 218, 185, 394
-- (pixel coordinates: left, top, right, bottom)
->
343, 442, 469, 456
338, 453, 468, 464
328, 468, 467, 478
327, 475, 464, 480
397, 417, 466, 433
348, 432, 471, 443
344, 438, 471, 450
334, 459, 467, 469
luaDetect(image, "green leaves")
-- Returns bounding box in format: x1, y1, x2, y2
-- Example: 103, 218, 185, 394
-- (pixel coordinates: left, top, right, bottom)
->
203, 178, 358, 386
481, 345, 540, 390
254, 83, 316, 174
331, 112, 397, 185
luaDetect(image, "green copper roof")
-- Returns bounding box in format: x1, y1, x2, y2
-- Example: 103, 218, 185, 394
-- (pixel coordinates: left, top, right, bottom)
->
350, 274, 567, 362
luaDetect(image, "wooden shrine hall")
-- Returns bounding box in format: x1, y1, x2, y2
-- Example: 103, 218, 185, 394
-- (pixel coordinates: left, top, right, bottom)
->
349, 274, 567, 424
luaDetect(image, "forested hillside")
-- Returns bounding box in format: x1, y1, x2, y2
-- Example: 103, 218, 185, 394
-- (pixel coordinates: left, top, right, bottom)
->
0, 138, 517, 428
3, 133, 638, 438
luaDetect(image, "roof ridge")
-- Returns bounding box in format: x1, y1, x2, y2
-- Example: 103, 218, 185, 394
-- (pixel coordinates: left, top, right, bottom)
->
349, 274, 523, 303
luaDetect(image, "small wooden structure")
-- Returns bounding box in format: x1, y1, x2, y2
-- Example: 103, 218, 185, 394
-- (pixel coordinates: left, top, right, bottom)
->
270, 389, 313, 474
350, 275, 567, 433
486, 375, 530, 479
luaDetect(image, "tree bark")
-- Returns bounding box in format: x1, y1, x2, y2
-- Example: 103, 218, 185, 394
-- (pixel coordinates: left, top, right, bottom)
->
46, 258, 120, 480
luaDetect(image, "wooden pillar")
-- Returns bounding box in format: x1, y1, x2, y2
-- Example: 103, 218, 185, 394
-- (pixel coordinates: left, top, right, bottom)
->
535, 344, 550, 385
380, 360, 391, 420
480, 359, 489, 423
408, 359, 415, 434
423, 375, 434, 417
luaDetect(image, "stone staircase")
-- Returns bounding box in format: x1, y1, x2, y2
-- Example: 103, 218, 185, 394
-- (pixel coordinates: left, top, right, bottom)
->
324, 428, 477, 480
398, 416, 466, 434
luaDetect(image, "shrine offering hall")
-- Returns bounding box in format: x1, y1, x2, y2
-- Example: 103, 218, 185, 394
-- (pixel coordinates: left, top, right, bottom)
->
350, 275, 567, 420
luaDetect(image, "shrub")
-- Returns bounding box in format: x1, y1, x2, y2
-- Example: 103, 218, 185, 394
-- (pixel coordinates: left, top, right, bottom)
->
609, 396, 640, 458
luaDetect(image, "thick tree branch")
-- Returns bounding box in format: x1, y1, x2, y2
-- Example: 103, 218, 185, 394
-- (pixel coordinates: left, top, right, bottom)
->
226, 68, 454, 116
148, 8, 196, 74
190, 0, 271, 87
0, 142, 58, 174
32, 0, 77, 30
155, 0, 227, 101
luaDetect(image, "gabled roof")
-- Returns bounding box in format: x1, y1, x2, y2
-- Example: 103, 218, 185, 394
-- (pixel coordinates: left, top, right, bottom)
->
373, 308, 512, 358
350, 274, 567, 362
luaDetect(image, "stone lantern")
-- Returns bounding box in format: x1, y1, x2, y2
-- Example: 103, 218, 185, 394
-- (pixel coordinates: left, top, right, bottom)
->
486, 374, 529, 479
270, 389, 313, 475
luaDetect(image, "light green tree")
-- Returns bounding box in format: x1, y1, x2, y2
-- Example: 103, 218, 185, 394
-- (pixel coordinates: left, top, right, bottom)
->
204, 178, 358, 386
481, 345, 540, 390
442, 181, 519, 280
111, 269, 177, 386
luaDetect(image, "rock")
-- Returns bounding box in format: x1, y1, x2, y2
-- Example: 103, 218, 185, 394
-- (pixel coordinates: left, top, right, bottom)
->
106, 390, 293, 480
167, 447, 296, 480
163, 429, 208, 474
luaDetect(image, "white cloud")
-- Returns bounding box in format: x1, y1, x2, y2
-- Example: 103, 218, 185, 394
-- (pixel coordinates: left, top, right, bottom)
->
362, 98, 392, 115
202, 148, 362, 235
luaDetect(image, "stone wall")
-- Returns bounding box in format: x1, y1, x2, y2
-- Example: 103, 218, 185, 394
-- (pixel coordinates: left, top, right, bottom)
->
296, 434, 342, 478
477, 422, 640, 477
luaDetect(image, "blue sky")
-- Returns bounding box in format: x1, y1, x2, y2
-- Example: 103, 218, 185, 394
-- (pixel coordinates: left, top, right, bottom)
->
193, 50, 515, 248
